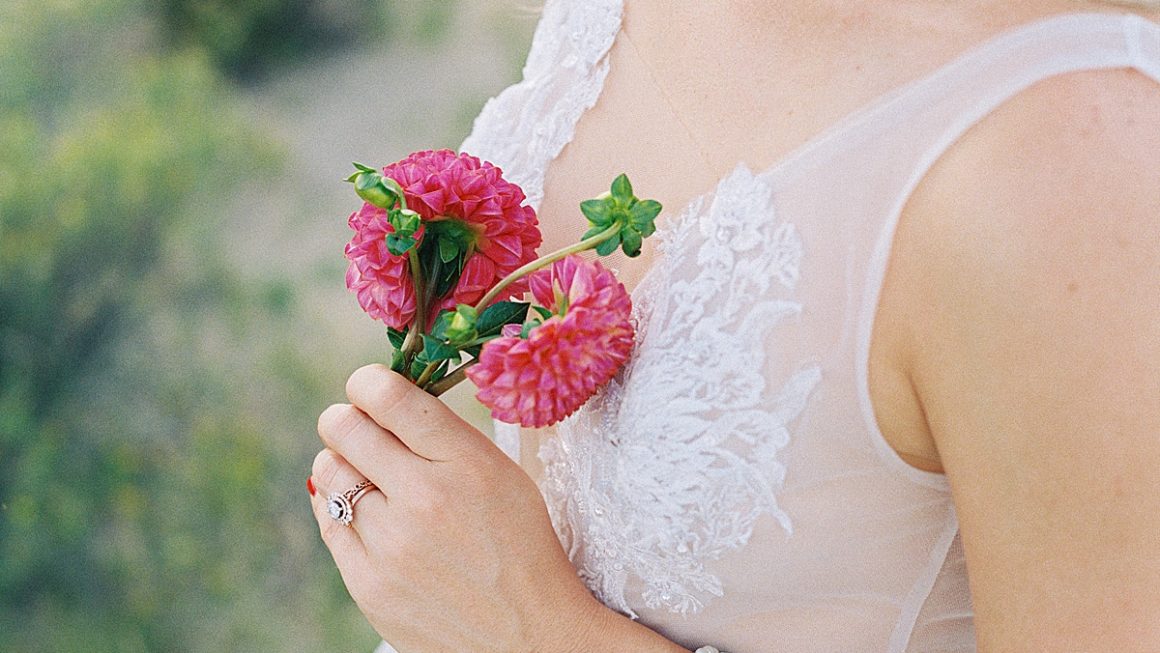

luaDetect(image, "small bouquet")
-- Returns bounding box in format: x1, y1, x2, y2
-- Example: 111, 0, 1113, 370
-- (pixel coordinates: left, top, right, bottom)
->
343, 149, 661, 427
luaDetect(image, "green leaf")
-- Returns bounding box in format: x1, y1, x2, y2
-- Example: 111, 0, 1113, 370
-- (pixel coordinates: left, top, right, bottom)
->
429, 310, 454, 340
387, 327, 407, 350
430, 250, 461, 298
630, 199, 662, 228
595, 231, 621, 256
437, 236, 460, 264
385, 233, 416, 256
464, 344, 483, 359
621, 228, 643, 258
410, 356, 428, 379
610, 173, 633, 202
383, 178, 407, 208
580, 199, 612, 226
421, 334, 461, 363
390, 350, 407, 373
532, 305, 553, 320
353, 162, 377, 173
476, 301, 530, 337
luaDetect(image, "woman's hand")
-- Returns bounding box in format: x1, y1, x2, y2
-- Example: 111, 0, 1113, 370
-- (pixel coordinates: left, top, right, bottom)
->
308, 364, 611, 653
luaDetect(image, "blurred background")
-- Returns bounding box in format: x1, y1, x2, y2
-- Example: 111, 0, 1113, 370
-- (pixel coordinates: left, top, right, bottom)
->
0, 1, 536, 650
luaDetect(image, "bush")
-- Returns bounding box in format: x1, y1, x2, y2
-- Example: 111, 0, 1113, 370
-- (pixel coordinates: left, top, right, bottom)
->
157, 0, 390, 81
0, 1, 376, 650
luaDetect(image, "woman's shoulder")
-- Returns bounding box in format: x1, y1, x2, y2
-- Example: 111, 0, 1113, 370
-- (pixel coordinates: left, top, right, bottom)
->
911, 64, 1160, 281
894, 62, 1160, 431
884, 58, 1160, 649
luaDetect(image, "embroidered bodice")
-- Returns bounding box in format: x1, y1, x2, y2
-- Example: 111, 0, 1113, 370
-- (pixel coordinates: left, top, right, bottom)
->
458, 5, 1160, 652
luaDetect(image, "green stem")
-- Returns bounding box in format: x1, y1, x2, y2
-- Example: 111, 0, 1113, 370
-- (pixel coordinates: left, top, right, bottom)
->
413, 223, 621, 392
425, 363, 473, 397
460, 335, 496, 349
400, 327, 418, 366
472, 224, 621, 311
401, 248, 426, 376
414, 361, 440, 388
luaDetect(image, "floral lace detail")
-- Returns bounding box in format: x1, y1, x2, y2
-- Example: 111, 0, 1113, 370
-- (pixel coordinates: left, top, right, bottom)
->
458, 0, 622, 209
459, 0, 822, 623
540, 164, 822, 618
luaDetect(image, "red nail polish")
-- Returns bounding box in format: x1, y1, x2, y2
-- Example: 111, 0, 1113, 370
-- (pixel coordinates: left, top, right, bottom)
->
307, 476, 316, 496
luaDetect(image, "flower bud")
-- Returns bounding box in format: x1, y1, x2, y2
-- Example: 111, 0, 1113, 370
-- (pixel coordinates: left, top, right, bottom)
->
346, 163, 408, 210
392, 208, 421, 237
578, 175, 662, 258
354, 170, 395, 208
445, 304, 479, 344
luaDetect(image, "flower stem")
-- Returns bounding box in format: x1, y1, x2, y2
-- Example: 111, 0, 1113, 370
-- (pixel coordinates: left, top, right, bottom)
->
401, 248, 426, 376
472, 224, 620, 311
416, 223, 620, 393
414, 361, 440, 388
425, 363, 473, 396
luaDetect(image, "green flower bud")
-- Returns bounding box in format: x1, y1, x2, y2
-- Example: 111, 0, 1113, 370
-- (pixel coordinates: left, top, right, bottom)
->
346, 163, 408, 211
354, 170, 395, 208
445, 304, 479, 344
390, 208, 422, 238
577, 175, 664, 258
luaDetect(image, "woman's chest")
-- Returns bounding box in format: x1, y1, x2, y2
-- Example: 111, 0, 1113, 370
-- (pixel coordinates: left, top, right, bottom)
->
534, 4, 993, 293
531, 12, 959, 478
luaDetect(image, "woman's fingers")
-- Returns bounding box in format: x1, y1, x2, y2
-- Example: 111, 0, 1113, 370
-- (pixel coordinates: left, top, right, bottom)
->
344, 364, 492, 462
317, 403, 420, 488
310, 448, 384, 561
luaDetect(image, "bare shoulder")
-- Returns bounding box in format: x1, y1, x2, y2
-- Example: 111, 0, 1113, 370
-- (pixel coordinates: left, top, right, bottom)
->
892, 67, 1160, 650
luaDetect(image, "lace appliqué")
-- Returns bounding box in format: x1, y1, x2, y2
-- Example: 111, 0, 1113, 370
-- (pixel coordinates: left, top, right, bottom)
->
540, 165, 822, 618
459, 0, 622, 209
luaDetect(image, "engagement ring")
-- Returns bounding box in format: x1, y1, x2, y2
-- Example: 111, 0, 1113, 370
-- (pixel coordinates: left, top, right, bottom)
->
326, 480, 376, 526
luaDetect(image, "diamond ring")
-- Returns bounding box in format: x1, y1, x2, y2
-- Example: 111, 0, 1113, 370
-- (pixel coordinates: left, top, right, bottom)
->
326, 479, 377, 526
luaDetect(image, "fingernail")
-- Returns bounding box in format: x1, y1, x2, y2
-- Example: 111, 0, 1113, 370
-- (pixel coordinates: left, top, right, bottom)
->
307, 476, 316, 496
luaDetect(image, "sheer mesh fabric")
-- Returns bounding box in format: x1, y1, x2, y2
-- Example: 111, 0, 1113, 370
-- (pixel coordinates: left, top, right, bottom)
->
380, 7, 1160, 653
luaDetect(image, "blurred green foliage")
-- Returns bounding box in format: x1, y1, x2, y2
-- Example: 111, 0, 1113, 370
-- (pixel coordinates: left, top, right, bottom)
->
0, 0, 381, 650
157, 0, 390, 81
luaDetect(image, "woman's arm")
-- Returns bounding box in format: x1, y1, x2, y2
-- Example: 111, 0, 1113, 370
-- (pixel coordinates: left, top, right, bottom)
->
891, 69, 1160, 651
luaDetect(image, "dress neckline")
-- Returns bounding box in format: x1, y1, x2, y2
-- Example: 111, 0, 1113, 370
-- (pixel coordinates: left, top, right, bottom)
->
567, 10, 1148, 282
560, 8, 1154, 489
567, 10, 1153, 299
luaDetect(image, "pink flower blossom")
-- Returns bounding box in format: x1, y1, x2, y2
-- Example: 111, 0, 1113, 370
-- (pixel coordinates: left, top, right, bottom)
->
344, 149, 541, 328
344, 202, 419, 329
467, 255, 635, 427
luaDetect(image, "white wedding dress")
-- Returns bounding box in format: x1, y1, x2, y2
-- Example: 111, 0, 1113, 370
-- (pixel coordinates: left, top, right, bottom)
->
375, 4, 1160, 652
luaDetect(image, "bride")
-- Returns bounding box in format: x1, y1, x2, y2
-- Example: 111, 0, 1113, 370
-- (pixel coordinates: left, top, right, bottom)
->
307, 0, 1160, 651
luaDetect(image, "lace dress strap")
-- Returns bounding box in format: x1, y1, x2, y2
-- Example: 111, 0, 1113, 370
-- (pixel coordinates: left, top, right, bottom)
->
459, 0, 623, 209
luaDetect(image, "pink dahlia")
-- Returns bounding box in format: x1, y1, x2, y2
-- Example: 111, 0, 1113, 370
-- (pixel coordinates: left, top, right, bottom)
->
344, 202, 419, 329
344, 149, 541, 328
466, 255, 635, 428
